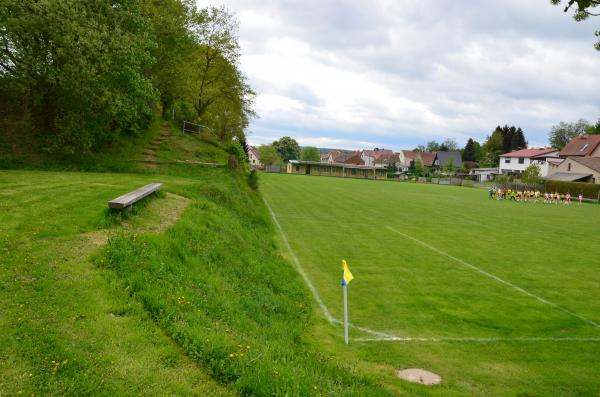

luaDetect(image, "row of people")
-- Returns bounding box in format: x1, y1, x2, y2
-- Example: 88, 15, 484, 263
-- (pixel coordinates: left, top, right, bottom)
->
488, 186, 583, 205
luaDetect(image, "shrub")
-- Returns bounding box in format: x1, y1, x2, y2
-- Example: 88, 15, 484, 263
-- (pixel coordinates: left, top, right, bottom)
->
225, 142, 249, 173
545, 180, 600, 200
247, 169, 259, 190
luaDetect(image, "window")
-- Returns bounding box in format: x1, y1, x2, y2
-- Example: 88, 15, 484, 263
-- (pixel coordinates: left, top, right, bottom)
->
504, 158, 511, 164
518, 158, 525, 164
568, 163, 571, 171
580, 143, 589, 152
295, 166, 299, 172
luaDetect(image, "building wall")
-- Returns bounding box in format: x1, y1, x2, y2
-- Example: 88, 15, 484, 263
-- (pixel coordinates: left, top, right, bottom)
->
248, 151, 261, 166
499, 157, 553, 177
591, 145, 600, 158
286, 163, 385, 179
553, 158, 600, 183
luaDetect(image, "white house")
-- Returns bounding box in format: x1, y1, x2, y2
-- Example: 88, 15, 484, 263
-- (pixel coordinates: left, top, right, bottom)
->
248, 146, 262, 167
470, 168, 500, 182
498, 148, 560, 177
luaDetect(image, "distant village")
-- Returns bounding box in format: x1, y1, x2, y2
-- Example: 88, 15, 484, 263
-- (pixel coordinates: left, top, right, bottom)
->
248, 134, 600, 185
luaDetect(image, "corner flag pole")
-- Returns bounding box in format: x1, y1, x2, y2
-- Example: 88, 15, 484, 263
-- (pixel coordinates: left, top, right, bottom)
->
341, 260, 354, 345
343, 282, 349, 344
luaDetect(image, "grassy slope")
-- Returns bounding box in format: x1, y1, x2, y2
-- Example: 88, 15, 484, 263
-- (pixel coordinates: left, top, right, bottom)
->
261, 173, 600, 397
0, 170, 231, 395
0, 124, 393, 395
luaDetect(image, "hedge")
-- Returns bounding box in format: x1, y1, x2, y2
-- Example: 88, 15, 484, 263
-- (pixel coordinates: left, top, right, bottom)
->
545, 180, 600, 200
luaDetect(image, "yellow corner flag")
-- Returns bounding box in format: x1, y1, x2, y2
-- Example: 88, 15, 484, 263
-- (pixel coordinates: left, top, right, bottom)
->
341, 260, 354, 286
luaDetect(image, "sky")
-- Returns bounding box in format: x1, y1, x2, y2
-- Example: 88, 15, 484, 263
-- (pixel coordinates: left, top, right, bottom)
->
201, 0, 600, 151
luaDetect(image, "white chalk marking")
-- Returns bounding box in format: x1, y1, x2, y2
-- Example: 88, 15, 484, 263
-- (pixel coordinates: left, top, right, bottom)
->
386, 226, 600, 329
262, 196, 600, 343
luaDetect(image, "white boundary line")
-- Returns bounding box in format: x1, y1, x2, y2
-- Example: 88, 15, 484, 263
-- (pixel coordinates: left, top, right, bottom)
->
386, 226, 600, 329
355, 336, 600, 343
263, 196, 600, 343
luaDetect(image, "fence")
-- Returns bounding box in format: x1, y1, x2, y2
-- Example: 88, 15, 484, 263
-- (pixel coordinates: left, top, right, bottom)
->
182, 121, 214, 137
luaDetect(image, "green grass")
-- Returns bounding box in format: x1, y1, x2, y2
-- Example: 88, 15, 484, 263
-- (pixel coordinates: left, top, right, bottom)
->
0, 170, 231, 395
261, 173, 600, 396
0, 166, 394, 395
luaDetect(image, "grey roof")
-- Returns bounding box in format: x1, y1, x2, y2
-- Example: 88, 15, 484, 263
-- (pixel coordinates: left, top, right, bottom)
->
435, 152, 463, 168
546, 172, 592, 182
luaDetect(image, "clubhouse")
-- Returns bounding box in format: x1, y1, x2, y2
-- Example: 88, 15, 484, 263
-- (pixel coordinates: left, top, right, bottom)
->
286, 160, 387, 180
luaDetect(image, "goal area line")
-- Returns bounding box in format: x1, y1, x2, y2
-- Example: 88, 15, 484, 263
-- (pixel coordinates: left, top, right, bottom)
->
263, 196, 600, 344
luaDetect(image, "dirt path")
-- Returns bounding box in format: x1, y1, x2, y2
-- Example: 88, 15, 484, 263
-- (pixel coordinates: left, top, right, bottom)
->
143, 123, 172, 168
85, 192, 191, 247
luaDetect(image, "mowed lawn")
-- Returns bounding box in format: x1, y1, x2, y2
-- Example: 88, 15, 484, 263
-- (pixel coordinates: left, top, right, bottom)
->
261, 173, 600, 396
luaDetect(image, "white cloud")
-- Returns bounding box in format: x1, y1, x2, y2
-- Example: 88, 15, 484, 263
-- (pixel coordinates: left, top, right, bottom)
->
203, 0, 600, 150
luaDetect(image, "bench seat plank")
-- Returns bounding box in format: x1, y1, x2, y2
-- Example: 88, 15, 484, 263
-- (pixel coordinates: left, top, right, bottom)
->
108, 183, 162, 209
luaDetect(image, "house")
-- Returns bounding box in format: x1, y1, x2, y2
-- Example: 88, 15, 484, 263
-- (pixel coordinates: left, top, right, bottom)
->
322, 149, 354, 164
248, 146, 262, 168
470, 168, 500, 182
343, 152, 365, 166
361, 149, 394, 167
418, 152, 437, 168
398, 150, 418, 171
546, 157, 600, 184
498, 148, 560, 177
558, 135, 600, 158
375, 152, 401, 169
286, 160, 387, 180
434, 152, 463, 170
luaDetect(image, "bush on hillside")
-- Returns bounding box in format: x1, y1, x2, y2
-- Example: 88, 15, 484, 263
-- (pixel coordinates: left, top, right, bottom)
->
247, 169, 259, 190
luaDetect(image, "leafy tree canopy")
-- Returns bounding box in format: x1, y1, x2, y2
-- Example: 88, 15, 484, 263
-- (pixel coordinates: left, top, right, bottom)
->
522, 163, 543, 185
300, 146, 320, 162
258, 144, 282, 166
272, 136, 300, 163
551, 0, 600, 50
549, 119, 592, 149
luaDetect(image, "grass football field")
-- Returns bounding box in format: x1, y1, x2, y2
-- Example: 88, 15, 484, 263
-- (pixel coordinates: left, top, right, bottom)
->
261, 173, 600, 396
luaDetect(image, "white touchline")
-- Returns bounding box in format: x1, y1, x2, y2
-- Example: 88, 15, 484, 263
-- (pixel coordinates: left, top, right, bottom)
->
263, 196, 600, 343
264, 196, 337, 325
264, 197, 399, 339
386, 226, 600, 330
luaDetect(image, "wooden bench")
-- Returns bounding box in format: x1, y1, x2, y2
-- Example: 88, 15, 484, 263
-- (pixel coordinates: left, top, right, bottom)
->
108, 183, 162, 210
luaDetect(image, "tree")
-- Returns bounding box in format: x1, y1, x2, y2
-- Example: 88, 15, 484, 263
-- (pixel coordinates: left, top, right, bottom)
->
551, 0, 600, 51
413, 158, 425, 176
300, 146, 320, 162
548, 119, 591, 149
258, 145, 282, 166
414, 145, 426, 152
188, 6, 255, 142
587, 119, 600, 134
386, 163, 398, 179
511, 127, 527, 151
0, 0, 156, 153
483, 128, 505, 166
443, 158, 455, 174
462, 138, 477, 162
522, 163, 543, 186
272, 136, 300, 162
426, 141, 440, 152
473, 140, 484, 163
441, 138, 459, 151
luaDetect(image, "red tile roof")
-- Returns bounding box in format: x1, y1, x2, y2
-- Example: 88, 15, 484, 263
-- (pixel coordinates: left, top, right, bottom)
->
363, 149, 394, 160
418, 152, 436, 167
501, 148, 558, 158
559, 135, 600, 157
343, 153, 365, 165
